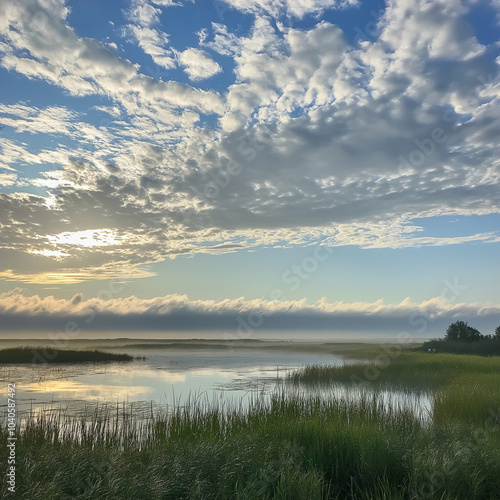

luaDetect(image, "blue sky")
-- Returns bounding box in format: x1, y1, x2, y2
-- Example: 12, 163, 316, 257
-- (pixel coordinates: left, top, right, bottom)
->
0, 0, 500, 336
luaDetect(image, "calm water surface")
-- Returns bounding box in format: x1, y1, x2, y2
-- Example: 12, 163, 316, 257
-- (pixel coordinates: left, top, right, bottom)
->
0, 342, 432, 422
0, 345, 339, 416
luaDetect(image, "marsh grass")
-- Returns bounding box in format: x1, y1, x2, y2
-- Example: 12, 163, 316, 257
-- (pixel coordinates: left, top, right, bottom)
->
291, 351, 500, 387
2, 387, 500, 499
292, 351, 500, 432
434, 372, 500, 428
2, 350, 500, 499
0, 347, 134, 364
419, 339, 500, 356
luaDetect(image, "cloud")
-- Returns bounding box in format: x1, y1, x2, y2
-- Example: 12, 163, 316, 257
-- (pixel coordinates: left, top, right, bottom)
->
0, 137, 44, 170
0, 266, 155, 284
0, 290, 499, 335
0, 0, 223, 115
0, 104, 111, 145
125, 0, 176, 70
215, 18, 353, 131
0, 289, 484, 317
176, 48, 222, 81
0, 173, 17, 186
0, 0, 499, 284
217, 0, 358, 18
125, 1, 222, 81
327, 222, 500, 249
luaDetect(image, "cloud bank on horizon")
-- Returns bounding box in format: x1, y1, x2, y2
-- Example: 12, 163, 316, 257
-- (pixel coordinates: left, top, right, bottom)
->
1, 288, 499, 336
0, 0, 499, 289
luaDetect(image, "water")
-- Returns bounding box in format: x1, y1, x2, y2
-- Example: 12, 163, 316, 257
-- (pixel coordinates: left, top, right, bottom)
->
0, 340, 432, 423
0, 342, 340, 417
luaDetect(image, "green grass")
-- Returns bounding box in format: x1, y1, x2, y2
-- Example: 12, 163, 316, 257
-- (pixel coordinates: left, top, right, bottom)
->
2, 350, 500, 498
434, 372, 500, 427
419, 338, 500, 356
1, 390, 499, 499
292, 351, 500, 430
291, 350, 500, 388
0, 347, 134, 364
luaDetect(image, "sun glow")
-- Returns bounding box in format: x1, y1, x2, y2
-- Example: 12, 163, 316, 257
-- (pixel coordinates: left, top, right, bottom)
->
46, 229, 121, 248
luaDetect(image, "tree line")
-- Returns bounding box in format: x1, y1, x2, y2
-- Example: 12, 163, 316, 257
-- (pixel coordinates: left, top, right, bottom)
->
444, 321, 500, 342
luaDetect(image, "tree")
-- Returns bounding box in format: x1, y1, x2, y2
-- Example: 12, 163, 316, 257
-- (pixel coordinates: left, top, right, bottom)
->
494, 326, 500, 340
445, 321, 484, 342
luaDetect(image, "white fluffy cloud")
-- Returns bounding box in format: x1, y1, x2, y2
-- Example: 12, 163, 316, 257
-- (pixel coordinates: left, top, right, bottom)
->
0, 173, 17, 186
0, 104, 111, 147
125, 0, 222, 81
217, 18, 352, 131
218, 0, 358, 18
0, 289, 483, 317
0, 0, 499, 285
177, 48, 222, 81
126, 0, 176, 70
0, 0, 223, 115
1, 289, 499, 336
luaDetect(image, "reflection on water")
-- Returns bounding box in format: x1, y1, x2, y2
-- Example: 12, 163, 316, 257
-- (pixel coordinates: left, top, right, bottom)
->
0, 346, 341, 417
21, 380, 154, 400
0, 343, 433, 423
290, 384, 434, 424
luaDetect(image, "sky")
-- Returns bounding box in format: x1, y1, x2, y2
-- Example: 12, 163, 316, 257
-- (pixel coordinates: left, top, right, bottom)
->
0, 0, 499, 338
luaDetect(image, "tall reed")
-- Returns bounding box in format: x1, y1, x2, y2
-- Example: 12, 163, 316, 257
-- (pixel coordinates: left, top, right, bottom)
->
2, 384, 500, 499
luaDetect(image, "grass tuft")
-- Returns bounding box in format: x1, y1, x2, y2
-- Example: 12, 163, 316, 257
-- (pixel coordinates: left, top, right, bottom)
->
0, 346, 134, 364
